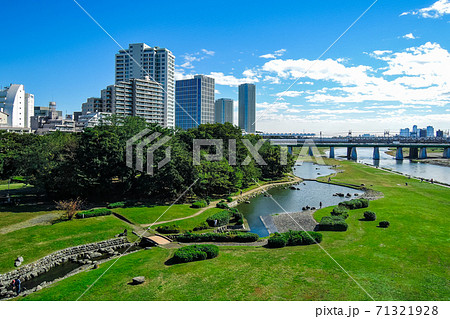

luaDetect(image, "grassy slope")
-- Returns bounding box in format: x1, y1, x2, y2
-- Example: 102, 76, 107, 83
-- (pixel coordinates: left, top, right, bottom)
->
112, 204, 200, 225
21, 160, 450, 301
0, 216, 137, 273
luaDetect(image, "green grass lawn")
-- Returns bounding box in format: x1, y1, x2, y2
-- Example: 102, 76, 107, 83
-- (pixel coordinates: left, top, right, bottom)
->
0, 215, 137, 273
112, 204, 200, 225
10, 159, 450, 300
0, 208, 60, 229
152, 207, 223, 231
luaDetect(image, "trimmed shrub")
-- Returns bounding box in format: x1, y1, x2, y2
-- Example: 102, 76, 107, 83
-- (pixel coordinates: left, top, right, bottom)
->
176, 232, 259, 243
268, 234, 287, 248
364, 211, 377, 221
379, 221, 390, 228
76, 208, 112, 219
226, 196, 233, 203
156, 224, 180, 234
331, 206, 349, 219
172, 244, 219, 263
193, 221, 209, 231
191, 200, 207, 208
284, 230, 323, 246
319, 216, 348, 231
206, 210, 231, 227
216, 202, 229, 209
339, 198, 369, 210
107, 201, 126, 209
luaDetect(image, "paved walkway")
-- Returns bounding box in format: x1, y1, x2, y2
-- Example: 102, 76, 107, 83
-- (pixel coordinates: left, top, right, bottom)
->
272, 210, 318, 232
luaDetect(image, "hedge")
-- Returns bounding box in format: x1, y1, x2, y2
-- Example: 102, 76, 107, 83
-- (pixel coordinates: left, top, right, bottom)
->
107, 201, 126, 209
319, 216, 348, 231
379, 221, 390, 228
206, 210, 231, 227
339, 198, 369, 210
172, 244, 219, 263
76, 208, 112, 219
176, 232, 259, 243
156, 224, 180, 234
268, 231, 322, 248
331, 206, 349, 219
193, 221, 209, 231
191, 200, 207, 208
216, 202, 229, 209
364, 211, 377, 221
226, 196, 233, 202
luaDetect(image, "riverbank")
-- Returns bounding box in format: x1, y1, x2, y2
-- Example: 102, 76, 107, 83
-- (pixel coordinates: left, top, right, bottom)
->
19, 159, 450, 301
385, 149, 450, 167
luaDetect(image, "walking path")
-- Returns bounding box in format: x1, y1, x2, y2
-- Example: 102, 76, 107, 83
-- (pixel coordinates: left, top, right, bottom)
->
141, 175, 302, 228
0, 212, 63, 235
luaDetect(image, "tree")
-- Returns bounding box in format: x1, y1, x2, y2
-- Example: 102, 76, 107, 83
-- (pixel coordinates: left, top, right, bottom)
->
56, 198, 83, 220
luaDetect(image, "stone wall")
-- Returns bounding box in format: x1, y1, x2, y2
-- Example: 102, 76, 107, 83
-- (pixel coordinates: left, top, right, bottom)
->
0, 237, 131, 298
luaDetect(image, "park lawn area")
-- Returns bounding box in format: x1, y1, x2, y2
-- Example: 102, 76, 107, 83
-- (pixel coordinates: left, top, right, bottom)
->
0, 208, 61, 230
151, 207, 223, 231
0, 215, 138, 273
112, 204, 201, 225
14, 159, 450, 300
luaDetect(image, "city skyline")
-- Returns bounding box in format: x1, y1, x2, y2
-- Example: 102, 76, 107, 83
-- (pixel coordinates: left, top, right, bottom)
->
1, 0, 449, 134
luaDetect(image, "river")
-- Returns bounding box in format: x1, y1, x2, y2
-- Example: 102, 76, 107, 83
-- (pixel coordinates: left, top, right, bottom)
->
237, 162, 363, 237
330, 147, 450, 184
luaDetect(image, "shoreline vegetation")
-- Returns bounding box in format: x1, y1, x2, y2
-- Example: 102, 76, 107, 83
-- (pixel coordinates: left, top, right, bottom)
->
10, 155, 449, 301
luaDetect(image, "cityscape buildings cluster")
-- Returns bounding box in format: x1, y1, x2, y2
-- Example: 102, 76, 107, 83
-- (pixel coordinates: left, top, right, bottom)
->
399, 125, 445, 138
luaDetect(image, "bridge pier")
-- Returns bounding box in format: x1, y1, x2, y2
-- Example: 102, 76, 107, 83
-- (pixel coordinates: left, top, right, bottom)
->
308, 146, 314, 156
373, 147, 380, 160
347, 147, 357, 160
288, 146, 293, 155
419, 147, 427, 159
329, 147, 335, 159
444, 148, 450, 158
395, 147, 404, 160
409, 147, 419, 159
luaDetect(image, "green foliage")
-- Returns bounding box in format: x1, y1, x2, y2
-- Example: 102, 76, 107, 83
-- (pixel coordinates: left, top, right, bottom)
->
364, 211, 377, 221
379, 221, 390, 228
191, 200, 207, 208
193, 221, 209, 231
319, 216, 348, 231
331, 206, 349, 219
226, 196, 233, 202
172, 244, 219, 263
339, 198, 369, 210
267, 233, 287, 248
176, 232, 259, 243
156, 224, 180, 234
107, 201, 126, 209
206, 210, 231, 227
75, 208, 112, 219
216, 202, 229, 209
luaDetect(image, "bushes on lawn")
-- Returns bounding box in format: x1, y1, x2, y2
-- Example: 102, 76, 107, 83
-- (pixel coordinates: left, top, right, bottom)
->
191, 200, 207, 208
226, 196, 233, 202
193, 221, 209, 231
206, 210, 231, 227
331, 206, 349, 219
172, 244, 219, 263
176, 232, 259, 243
339, 198, 369, 210
267, 230, 323, 248
379, 221, 390, 228
76, 208, 112, 219
319, 216, 348, 231
364, 211, 377, 221
107, 201, 126, 209
156, 224, 180, 234
216, 201, 229, 209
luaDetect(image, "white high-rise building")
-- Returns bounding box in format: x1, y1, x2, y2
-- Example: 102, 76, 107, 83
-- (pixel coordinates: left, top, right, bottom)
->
0, 84, 34, 128
115, 43, 175, 128
215, 98, 234, 124
238, 83, 256, 133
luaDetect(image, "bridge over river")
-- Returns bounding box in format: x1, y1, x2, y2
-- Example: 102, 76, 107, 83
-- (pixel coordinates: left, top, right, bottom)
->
269, 137, 450, 160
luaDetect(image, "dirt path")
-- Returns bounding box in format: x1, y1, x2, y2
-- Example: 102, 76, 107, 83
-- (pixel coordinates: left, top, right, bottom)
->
141, 176, 302, 228
0, 212, 63, 235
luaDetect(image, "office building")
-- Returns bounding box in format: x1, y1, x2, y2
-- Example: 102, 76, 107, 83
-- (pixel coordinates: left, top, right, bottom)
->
436, 130, 444, 138
82, 97, 103, 115
399, 128, 410, 137
238, 83, 256, 133
426, 126, 434, 138
35, 102, 63, 119
0, 84, 34, 128
175, 75, 215, 130
215, 98, 234, 124
115, 43, 175, 128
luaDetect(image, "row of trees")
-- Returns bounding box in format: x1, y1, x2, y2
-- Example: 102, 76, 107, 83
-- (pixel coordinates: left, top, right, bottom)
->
0, 116, 294, 201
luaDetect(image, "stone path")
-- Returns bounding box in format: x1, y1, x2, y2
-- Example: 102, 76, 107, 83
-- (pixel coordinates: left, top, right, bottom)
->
272, 210, 318, 232
0, 212, 63, 235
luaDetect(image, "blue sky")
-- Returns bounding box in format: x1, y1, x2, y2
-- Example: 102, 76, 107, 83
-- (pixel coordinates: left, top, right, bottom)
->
1, 0, 449, 134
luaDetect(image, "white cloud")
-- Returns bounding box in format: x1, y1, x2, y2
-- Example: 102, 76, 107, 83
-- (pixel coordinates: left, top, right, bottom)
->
259, 49, 287, 59
215, 89, 221, 94
401, 0, 450, 18
201, 49, 215, 56
276, 91, 303, 98
402, 33, 417, 39
178, 49, 215, 69
209, 71, 258, 87
263, 75, 281, 84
